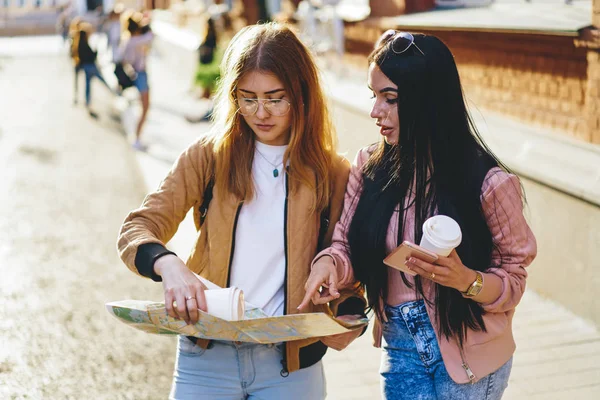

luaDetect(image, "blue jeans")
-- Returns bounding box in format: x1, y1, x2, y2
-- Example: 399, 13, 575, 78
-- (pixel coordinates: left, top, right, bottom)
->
73, 65, 82, 103
81, 63, 111, 106
381, 300, 512, 400
134, 71, 149, 93
170, 336, 326, 400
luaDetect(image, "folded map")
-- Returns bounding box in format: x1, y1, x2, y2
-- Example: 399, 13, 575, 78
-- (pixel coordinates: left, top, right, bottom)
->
106, 300, 368, 344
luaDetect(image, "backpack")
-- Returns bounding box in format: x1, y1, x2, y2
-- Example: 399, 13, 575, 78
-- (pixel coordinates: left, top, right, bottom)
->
114, 63, 136, 90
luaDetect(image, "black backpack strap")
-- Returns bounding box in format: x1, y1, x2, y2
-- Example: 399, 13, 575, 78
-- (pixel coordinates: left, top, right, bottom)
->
187, 178, 214, 349
199, 178, 214, 227
317, 205, 330, 250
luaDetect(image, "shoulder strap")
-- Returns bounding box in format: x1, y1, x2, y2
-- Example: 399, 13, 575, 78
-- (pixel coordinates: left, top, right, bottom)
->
316, 171, 333, 250
317, 205, 330, 250
199, 178, 214, 227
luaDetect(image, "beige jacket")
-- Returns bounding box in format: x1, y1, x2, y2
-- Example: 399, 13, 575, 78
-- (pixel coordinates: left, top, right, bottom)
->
117, 137, 365, 373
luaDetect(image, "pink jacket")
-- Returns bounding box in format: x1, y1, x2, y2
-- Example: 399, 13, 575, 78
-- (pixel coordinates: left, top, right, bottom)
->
316, 146, 537, 384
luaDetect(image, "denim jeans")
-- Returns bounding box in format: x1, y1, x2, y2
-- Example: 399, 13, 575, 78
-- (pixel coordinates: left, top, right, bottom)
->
170, 336, 326, 400
81, 63, 111, 106
133, 71, 149, 93
381, 300, 512, 400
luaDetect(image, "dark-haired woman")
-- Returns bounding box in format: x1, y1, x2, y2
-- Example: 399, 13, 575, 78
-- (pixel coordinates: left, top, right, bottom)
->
301, 30, 537, 399
76, 22, 114, 118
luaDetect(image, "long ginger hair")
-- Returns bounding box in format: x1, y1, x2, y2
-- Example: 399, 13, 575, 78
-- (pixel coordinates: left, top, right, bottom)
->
208, 22, 337, 212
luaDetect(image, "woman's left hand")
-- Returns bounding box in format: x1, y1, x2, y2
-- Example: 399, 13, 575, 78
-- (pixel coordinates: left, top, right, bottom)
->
405, 250, 477, 292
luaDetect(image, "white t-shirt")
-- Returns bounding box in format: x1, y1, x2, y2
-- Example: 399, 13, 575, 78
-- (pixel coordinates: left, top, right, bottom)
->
229, 141, 287, 317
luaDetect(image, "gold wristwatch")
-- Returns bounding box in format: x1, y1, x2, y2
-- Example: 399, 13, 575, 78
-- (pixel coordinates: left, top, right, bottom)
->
462, 271, 483, 297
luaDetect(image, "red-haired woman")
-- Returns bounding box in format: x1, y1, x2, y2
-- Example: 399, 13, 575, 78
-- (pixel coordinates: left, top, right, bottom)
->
117, 22, 365, 399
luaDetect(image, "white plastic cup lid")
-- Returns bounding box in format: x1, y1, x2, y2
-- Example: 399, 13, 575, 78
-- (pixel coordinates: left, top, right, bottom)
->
423, 215, 462, 250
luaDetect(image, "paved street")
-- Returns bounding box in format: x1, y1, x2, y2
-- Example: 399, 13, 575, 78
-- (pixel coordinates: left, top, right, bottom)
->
0, 36, 175, 399
1, 35, 599, 399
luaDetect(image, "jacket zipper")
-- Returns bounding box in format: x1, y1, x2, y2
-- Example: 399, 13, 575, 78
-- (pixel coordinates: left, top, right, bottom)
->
225, 203, 243, 288
280, 173, 290, 377
459, 345, 476, 384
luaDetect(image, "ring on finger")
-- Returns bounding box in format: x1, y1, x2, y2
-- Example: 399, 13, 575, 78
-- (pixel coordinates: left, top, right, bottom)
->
185, 296, 195, 301
430, 272, 436, 280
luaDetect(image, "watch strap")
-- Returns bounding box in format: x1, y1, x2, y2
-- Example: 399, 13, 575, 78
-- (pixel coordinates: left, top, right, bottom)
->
462, 271, 483, 297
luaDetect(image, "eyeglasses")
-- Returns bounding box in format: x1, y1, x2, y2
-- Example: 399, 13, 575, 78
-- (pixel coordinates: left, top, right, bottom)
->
237, 98, 291, 117
378, 30, 425, 56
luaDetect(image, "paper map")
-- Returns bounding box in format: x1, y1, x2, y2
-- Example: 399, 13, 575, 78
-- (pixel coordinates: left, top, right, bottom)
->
106, 300, 368, 344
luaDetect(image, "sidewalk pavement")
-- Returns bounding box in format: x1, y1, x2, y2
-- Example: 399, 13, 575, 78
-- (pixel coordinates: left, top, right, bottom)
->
126, 42, 600, 399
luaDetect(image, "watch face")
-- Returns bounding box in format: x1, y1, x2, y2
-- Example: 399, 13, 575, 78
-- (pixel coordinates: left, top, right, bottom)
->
468, 273, 483, 296
469, 282, 483, 296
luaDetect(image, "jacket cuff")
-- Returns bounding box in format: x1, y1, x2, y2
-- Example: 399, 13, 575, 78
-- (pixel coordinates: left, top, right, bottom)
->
134, 243, 176, 282
312, 248, 352, 287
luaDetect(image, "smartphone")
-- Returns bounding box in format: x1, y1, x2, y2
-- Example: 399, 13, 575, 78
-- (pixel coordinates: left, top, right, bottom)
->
383, 241, 438, 276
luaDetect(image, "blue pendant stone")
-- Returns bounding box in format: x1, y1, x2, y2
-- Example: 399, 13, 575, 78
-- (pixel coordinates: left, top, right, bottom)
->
273, 169, 279, 178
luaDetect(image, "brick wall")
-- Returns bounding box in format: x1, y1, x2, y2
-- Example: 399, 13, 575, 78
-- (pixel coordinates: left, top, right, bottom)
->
441, 31, 589, 141
344, 23, 593, 142
585, 51, 600, 143
368, 0, 436, 17
588, 0, 600, 143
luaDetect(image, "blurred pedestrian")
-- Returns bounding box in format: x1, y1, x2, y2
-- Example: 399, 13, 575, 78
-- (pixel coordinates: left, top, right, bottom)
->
117, 22, 366, 400
117, 12, 154, 150
302, 30, 537, 400
76, 22, 114, 118
56, 3, 73, 44
195, 15, 219, 121
198, 15, 218, 66
106, 4, 124, 62
68, 16, 83, 105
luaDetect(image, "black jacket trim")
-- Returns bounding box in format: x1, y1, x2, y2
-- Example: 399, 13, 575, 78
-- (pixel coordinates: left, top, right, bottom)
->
134, 243, 176, 282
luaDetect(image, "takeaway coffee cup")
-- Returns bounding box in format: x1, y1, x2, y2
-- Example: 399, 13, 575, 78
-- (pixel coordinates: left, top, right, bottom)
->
419, 215, 462, 257
204, 287, 245, 321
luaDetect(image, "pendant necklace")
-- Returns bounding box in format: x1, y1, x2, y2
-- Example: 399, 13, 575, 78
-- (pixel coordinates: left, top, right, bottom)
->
255, 148, 284, 178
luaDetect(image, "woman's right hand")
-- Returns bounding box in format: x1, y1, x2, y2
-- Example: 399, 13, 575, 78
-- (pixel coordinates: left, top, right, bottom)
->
154, 254, 207, 325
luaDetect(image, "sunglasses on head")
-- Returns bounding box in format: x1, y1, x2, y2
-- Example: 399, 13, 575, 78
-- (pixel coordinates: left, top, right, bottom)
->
378, 30, 425, 56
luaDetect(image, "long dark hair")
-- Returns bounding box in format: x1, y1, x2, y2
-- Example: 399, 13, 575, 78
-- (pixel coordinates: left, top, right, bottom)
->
347, 33, 511, 346
77, 28, 91, 54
